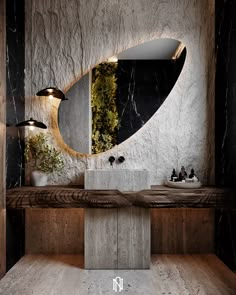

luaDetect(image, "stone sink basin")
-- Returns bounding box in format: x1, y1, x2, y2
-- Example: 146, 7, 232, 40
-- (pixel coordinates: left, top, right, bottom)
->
84, 169, 150, 192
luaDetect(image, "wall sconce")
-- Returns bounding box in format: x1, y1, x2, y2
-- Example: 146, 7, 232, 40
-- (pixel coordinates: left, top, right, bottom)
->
36, 87, 68, 101
16, 117, 47, 130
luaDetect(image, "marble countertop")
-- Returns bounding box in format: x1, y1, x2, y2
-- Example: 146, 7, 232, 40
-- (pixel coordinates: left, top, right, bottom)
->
6, 186, 235, 209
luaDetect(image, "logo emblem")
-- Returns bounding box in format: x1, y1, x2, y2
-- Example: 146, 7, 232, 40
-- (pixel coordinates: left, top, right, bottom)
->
113, 276, 123, 292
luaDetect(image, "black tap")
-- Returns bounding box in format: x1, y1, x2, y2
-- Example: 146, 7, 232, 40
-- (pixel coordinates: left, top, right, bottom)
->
117, 156, 125, 163
109, 156, 115, 166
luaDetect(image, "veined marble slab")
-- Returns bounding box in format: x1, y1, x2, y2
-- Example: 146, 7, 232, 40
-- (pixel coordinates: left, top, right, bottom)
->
84, 169, 150, 192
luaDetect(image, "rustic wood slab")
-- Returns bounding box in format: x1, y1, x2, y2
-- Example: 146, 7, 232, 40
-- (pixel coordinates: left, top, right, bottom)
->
6, 186, 132, 208
129, 186, 235, 208
6, 186, 234, 209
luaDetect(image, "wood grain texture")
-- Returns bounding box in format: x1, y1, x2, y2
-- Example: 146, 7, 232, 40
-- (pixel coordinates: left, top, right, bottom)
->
118, 207, 150, 269
6, 186, 132, 208
25, 209, 84, 254
0, 0, 6, 278
151, 208, 215, 254
84, 208, 117, 269
131, 187, 234, 208
6, 186, 233, 209
0, 254, 235, 294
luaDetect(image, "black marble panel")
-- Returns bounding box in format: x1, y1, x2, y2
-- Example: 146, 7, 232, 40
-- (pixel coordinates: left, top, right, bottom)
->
215, 0, 236, 187
215, 0, 236, 271
6, 0, 25, 271
6, 209, 25, 271
215, 209, 236, 271
6, 0, 25, 189
116, 50, 186, 143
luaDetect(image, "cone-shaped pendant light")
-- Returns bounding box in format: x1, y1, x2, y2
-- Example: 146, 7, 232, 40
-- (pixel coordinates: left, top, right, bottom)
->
16, 117, 47, 129
36, 87, 68, 100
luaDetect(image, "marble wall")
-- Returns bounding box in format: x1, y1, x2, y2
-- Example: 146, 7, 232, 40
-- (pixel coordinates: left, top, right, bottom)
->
215, 0, 236, 271
6, 0, 25, 271
0, 0, 6, 278
116, 54, 185, 144
6, 0, 25, 188
216, 0, 236, 187
25, 0, 215, 185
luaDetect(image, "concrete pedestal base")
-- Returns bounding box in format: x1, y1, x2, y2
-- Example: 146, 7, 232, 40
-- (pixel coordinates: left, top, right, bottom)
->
85, 207, 150, 269
84, 169, 150, 191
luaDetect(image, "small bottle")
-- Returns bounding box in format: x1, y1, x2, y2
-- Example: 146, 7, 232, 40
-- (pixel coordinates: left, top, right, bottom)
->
171, 169, 177, 181
189, 168, 195, 179
189, 168, 199, 182
179, 166, 187, 181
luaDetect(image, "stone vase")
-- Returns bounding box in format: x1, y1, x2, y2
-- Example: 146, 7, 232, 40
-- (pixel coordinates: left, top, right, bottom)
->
31, 170, 48, 186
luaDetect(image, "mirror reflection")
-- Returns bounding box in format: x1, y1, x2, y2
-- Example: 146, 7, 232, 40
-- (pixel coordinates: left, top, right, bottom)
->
58, 38, 186, 154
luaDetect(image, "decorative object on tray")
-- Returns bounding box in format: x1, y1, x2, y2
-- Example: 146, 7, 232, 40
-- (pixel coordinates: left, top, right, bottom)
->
166, 166, 201, 188
171, 169, 178, 181
178, 166, 187, 181
25, 132, 64, 186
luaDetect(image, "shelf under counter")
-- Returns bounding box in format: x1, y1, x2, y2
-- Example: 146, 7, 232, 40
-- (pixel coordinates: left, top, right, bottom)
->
6, 185, 235, 209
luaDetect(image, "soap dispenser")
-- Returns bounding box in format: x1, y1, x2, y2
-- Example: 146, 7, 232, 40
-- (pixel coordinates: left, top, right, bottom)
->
189, 168, 195, 178
179, 166, 187, 181
189, 168, 199, 182
171, 169, 177, 181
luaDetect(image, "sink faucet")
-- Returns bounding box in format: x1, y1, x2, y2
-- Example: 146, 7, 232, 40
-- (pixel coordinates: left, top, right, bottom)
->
118, 156, 125, 163
109, 156, 115, 166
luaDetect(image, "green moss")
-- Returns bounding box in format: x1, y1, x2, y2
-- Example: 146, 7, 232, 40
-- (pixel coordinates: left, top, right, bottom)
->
91, 62, 118, 154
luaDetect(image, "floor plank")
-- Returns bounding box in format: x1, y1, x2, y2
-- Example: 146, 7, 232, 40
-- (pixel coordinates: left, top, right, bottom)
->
0, 254, 235, 295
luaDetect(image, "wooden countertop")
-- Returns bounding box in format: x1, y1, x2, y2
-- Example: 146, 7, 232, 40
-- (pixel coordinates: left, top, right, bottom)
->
6, 186, 235, 209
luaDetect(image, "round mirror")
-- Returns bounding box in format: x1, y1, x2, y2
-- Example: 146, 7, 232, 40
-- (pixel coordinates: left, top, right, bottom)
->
58, 38, 186, 154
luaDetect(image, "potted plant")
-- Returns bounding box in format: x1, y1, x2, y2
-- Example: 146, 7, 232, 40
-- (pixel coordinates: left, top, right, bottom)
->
25, 132, 64, 186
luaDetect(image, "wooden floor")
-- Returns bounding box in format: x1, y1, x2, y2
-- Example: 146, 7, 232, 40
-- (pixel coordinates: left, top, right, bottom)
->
0, 255, 235, 295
